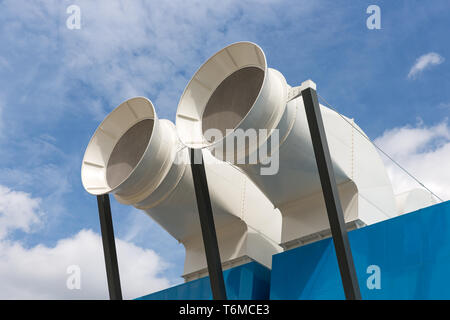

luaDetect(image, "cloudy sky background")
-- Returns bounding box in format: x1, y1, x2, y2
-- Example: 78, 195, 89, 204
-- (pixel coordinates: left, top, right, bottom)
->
0, 0, 449, 299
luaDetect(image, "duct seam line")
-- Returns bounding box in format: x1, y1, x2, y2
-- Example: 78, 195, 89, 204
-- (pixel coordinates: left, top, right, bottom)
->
251, 71, 288, 148
358, 190, 395, 219
317, 93, 444, 203
254, 46, 264, 67
247, 225, 280, 247
240, 177, 246, 220
134, 162, 187, 210
225, 163, 279, 244
125, 101, 139, 120
278, 98, 298, 149
224, 47, 239, 68
276, 179, 354, 213
116, 143, 173, 204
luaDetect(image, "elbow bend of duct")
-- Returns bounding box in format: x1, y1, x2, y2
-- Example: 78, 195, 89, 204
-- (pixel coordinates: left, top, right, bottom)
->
81, 96, 282, 276
175, 42, 397, 247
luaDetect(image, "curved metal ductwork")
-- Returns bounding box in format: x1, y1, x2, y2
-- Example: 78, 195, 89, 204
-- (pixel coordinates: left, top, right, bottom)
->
395, 188, 437, 216
81, 97, 282, 281
176, 42, 398, 249
81, 42, 434, 284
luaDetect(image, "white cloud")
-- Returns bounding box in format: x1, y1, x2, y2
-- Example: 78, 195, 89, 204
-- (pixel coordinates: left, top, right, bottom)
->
439, 102, 450, 110
374, 120, 450, 201
0, 229, 170, 299
0, 100, 2, 137
0, 56, 10, 70
58, 0, 269, 114
0, 184, 171, 299
0, 140, 76, 231
0, 185, 42, 239
408, 52, 444, 79
0, 96, 6, 139
0, 0, 317, 122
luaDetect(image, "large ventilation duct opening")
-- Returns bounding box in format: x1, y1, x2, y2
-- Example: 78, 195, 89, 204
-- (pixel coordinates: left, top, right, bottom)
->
177, 42, 287, 158
106, 119, 154, 189
176, 42, 399, 249
81, 97, 282, 281
202, 66, 264, 138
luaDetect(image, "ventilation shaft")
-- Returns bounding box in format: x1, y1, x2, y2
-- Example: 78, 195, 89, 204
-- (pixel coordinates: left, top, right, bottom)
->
81, 42, 436, 283
175, 42, 398, 250
81, 97, 282, 281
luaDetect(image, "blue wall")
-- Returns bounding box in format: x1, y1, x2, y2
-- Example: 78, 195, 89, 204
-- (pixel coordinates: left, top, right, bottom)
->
137, 261, 271, 300
137, 201, 450, 300
270, 201, 450, 299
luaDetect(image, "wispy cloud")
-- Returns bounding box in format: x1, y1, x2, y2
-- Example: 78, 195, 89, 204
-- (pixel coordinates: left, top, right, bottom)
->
0, 0, 318, 127
408, 52, 444, 79
0, 135, 75, 232
0, 0, 449, 299
0, 98, 3, 138
0, 183, 171, 299
374, 120, 450, 200
0, 185, 42, 239
439, 102, 450, 110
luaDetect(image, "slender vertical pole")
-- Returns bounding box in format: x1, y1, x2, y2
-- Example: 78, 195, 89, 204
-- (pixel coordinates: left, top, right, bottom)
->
189, 148, 227, 300
301, 87, 362, 300
97, 194, 123, 300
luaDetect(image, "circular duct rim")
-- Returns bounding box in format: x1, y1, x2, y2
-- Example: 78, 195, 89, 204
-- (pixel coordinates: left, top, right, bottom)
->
176, 41, 268, 149
81, 97, 157, 195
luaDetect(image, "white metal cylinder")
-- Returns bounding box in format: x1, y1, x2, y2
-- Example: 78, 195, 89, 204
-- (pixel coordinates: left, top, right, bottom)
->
81, 97, 175, 204
81, 97, 282, 280
175, 42, 398, 249
176, 41, 288, 160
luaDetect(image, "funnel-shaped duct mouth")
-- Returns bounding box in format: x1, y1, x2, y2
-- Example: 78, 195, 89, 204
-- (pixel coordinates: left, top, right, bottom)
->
176, 42, 288, 154
81, 97, 175, 201
201, 66, 265, 138
106, 118, 154, 189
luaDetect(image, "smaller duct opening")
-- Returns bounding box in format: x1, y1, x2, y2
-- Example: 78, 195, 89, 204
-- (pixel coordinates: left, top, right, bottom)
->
106, 119, 154, 189
201, 66, 264, 140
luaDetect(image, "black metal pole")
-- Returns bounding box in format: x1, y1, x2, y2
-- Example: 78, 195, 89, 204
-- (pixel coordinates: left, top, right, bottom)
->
96, 194, 123, 300
301, 87, 362, 300
189, 148, 227, 300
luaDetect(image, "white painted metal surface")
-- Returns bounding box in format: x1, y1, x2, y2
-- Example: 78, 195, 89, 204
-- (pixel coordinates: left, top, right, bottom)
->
177, 42, 288, 160
81, 97, 282, 280
175, 42, 398, 249
81, 42, 432, 282
395, 188, 437, 216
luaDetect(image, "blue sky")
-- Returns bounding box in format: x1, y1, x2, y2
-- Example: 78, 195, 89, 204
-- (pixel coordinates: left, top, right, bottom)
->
0, 0, 449, 299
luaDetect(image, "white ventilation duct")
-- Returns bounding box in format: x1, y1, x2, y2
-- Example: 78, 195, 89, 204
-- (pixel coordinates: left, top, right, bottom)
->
176, 42, 398, 250
395, 188, 437, 216
81, 97, 282, 281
